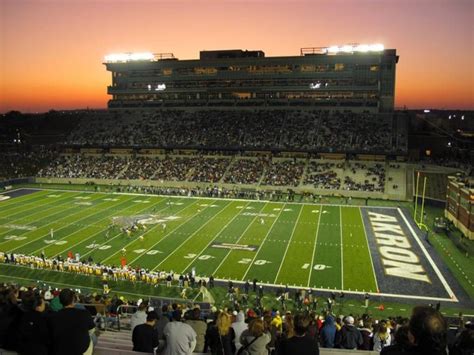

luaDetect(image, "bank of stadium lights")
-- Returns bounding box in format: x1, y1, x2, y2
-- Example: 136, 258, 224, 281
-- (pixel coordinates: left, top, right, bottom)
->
147, 84, 166, 91
309, 81, 329, 90
324, 43, 384, 54
104, 52, 154, 63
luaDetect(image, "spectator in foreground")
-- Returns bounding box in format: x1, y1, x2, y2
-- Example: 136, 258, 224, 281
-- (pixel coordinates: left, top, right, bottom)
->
49, 288, 95, 355
185, 307, 207, 353
409, 306, 447, 355
130, 301, 148, 332
320, 315, 336, 348
240, 318, 271, 355
206, 311, 236, 355
231, 310, 247, 352
336, 316, 363, 350
162, 310, 197, 355
132, 311, 159, 353
373, 320, 392, 352
381, 325, 413, 355
277, 313, 319, 355
18, 290, 49, 355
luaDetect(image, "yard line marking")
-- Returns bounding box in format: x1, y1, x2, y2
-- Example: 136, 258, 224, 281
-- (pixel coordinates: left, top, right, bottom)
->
241, 205, 286, 282
307, 205, 322, 288
0, 190, 56, 213
340, 206, 344, 290
82, 199, 190, 260
30, 195, 143, 255
274, 205, 304, 284
179, 201, 253, 273
48, 197, 169, 258
6, 194, 119, 252
122, 199, 204, 265
0, 192, 85, 235
152, 201, 235, 271
213, 202, 269, 276
99, 198, 199, 264
359, 207, 379, 292
397, 208, 458, 302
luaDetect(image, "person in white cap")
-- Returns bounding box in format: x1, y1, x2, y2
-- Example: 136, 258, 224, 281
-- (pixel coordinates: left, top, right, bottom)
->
335, 316, 363, 350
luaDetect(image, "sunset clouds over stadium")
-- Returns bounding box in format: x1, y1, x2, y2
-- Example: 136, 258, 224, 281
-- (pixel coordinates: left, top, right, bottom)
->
1, 0, 472, 112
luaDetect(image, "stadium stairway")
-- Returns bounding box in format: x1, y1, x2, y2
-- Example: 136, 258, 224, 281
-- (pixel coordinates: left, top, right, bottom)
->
92, 329, 380, 355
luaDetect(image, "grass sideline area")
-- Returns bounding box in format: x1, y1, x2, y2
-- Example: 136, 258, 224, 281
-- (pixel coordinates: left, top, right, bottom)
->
0, 263, 471, 321
1, 184, 473, 311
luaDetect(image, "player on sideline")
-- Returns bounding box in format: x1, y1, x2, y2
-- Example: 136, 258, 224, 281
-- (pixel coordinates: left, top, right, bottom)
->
139, 235, 144, 242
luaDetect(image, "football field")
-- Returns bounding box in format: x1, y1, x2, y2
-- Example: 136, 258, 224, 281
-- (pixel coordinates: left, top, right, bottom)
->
0, 188, 458, 302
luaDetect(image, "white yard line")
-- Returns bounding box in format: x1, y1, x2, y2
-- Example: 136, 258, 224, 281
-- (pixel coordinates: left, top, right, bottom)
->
241, 205, 286, 281
397, 208, 458, 302
123, 199, 203, 265
152, 201, 235, 271
307, 205, 322, 287
359, 207, 379, 292
5, 194, 109, 251
213, 202, 268, 276
98, 198, 199, 264
179, 201, 252, 273
273, 205, 304, 284
49, 197, 171, 258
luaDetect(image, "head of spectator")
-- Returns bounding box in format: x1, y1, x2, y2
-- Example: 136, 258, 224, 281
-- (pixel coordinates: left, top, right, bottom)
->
393, 325, 412, 350
217, 311, 232, 336
249, 318, 265, 337
345, 316, 355, 327
409, 306, 447, 355
294, 313, 311, 336
21, 290, 45, 313
172, 309, 182, 322
146, 311, 158, 326
59, 288, 75, 308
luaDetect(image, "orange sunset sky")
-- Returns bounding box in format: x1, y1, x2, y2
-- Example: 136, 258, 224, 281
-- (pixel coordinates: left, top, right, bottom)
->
0, 0, 473, 113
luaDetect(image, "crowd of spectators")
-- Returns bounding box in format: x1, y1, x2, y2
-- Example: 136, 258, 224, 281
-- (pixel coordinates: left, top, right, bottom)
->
0, 149, 57, 180
1, 278, 472, 355
223, 158, 269, 185
303, 162, 342, 189
38, 155, 125, 180
262, 160, 306, 187
188, 157, 230, 183
63, 110, 406, 154
343, 163, 386, 193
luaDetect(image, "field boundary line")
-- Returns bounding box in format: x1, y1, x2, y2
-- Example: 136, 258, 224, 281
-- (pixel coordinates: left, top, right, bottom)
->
241, 204, 286, 281
273, 205, 304, 284
359, 207, 379, 292
152, 201, 235, 271
27, 187, 401, 209
397, 208, 457, 302
0, 190, 55, 213
307, 205, 322, 288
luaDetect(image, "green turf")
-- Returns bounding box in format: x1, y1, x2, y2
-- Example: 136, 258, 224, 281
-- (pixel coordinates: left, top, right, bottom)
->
1, 187, 473, 304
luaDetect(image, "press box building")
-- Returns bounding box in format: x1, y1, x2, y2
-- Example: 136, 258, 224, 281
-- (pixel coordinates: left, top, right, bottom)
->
104, 44, 398, 112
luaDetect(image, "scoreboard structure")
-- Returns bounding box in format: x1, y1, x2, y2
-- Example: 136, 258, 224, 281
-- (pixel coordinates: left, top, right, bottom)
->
104, 44, 398, 113
445, 176, 474, 240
